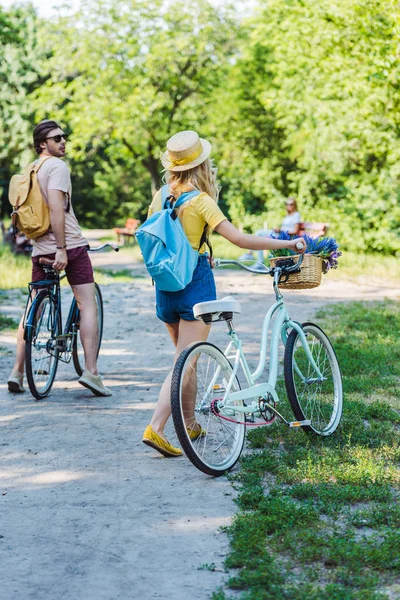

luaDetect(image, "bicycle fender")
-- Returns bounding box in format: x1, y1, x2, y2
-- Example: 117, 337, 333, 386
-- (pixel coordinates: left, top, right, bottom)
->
23, 290, 49, 342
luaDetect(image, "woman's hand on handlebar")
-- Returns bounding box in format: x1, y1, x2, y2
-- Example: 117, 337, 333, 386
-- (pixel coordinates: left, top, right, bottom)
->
290, 238, 307, 254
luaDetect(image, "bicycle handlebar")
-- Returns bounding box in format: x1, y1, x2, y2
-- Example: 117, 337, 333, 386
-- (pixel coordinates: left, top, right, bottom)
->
88, 242, 119, 253
215, 252, 304, 275
38, 242, 120, 267
214, 258, 271, 274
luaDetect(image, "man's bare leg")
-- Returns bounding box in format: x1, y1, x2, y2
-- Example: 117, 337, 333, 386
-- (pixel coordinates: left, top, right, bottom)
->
72, 282, 111, 396
71, 283, 98, 374
8, 316, 26, 392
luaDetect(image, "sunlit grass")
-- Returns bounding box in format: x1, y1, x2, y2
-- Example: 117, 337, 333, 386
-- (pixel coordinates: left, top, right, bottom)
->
0, 245, 31, 290
0, 314, 19, 331
0, 243, 142, 289
215, 300, 400, 600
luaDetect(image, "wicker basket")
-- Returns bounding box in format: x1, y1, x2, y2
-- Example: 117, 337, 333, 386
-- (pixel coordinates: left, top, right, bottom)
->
269, 254, 322, 289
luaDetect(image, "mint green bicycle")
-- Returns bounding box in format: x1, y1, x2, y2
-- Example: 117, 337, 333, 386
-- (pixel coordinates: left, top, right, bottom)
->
171, 254, 343, 476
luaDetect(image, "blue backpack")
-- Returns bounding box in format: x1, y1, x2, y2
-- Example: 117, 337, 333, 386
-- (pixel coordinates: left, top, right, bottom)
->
136, 185, 201, 292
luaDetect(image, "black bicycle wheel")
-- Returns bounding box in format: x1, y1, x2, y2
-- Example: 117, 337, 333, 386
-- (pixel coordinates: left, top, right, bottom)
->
72, 283, 104, 376
171, 342, 245, 476
284, 322, 343, 436
25, 291, 61, 400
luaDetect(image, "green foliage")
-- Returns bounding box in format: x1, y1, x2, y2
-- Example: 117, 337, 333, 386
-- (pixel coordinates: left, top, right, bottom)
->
222, 300, 400, 599
32, 0, 238, 225
217, 0, 400, 254
1, 0, 400, 254
0, 243, 31, 290
0, 5, 50, 218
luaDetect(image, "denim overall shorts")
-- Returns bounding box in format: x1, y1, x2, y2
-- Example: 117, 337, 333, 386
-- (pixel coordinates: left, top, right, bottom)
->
156, 254, 216, 323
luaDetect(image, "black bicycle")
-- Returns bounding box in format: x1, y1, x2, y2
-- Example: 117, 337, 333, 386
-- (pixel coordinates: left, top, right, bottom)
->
23, 243, 119, 399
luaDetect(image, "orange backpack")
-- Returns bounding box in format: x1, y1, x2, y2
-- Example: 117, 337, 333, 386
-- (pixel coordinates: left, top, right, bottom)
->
9, 156, 51, 240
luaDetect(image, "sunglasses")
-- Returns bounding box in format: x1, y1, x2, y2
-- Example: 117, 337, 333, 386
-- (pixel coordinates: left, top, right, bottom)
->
45, 134, 68, 143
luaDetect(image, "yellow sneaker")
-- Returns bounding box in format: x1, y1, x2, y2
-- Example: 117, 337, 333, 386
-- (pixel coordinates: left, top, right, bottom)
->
186, 424, 207, 441
142, 425, 183, 457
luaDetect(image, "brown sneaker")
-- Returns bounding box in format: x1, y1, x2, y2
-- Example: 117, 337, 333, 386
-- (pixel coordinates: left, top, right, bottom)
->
7, 369, 25, 393
78, 370, 112, 396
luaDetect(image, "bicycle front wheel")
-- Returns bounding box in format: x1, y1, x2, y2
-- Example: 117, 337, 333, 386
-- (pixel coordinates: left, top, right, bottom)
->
284, 322, 343, 436
25, 292, 60, 400
72, 283, 104, 376
171, 342, 245, 476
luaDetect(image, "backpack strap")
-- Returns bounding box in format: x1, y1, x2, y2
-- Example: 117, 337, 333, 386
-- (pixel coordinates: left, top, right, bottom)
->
174, 190, 200, 208
161, 184, 170, 209
34, 156, 70, 213
33, 155, 52, 173
161, 187, 212, 256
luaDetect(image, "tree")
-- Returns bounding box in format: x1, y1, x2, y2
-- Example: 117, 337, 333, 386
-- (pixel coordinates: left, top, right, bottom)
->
0, 5, 50, 219
218, 0, 400, 253
34, 0, 238, 223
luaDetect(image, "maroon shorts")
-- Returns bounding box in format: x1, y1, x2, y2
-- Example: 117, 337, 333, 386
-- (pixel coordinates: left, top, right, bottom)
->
31, 246, 94, 286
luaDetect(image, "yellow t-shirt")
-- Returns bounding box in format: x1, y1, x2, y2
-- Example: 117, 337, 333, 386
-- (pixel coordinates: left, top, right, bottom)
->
148, 190, 227, 254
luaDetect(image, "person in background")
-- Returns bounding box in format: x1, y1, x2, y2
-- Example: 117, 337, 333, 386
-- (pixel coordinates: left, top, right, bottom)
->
240, 197, 301, 268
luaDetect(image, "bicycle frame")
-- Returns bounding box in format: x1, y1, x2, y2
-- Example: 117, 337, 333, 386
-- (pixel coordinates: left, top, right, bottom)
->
24, 273, 79, 362
209, 261, 323, 425
24, 242, 118, 359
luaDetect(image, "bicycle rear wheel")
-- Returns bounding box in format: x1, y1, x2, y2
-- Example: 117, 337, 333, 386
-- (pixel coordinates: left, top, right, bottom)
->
25, 291, 60, 400
72, 283, 104, 376
284, 322, 343, 435
171, 342, 245, 476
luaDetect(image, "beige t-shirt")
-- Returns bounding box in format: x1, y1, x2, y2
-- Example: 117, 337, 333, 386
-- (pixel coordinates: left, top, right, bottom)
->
31, 156, 88, 257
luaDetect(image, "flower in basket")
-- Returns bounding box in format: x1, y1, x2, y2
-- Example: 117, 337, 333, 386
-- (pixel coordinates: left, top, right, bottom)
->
269, 231, 342, 273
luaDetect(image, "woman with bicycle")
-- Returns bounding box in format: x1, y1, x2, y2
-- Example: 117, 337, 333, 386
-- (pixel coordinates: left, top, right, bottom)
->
142, 130, 306, 458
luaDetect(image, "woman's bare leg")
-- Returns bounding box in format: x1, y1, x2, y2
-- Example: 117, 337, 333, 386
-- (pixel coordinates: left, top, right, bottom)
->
149, 319, 210, 440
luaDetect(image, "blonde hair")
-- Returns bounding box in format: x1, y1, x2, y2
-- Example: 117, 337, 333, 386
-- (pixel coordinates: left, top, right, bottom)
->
164, 157, 218, 257
165, 158, 219, 202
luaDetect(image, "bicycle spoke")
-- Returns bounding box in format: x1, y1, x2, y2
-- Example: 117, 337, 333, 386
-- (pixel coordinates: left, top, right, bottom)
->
26, 294, 60, 399
171, 342, 246, 476
285, 323, 343, 436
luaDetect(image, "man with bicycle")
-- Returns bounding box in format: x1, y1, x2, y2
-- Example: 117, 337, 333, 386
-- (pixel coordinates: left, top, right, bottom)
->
7, 119, 111, 397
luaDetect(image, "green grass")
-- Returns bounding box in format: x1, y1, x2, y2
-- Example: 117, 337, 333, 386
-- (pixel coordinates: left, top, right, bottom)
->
0, 243, 142, 289
0, 313, 19, 331
215, 300, 400, 600
1, 232, 400, 288
0, 245, 31, 290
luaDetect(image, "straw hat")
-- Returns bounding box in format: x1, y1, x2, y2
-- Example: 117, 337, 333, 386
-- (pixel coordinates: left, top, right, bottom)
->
161, 130, 212, 172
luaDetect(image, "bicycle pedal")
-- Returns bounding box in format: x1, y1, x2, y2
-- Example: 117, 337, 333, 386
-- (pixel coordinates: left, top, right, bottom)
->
35, 370, 49, 375
289, 420, 311, 428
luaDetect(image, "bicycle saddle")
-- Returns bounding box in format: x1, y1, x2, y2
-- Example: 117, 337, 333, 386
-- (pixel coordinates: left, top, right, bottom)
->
193, 296, 241, 323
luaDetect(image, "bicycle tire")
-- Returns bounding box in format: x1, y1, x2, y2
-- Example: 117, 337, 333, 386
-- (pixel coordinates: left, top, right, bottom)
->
171, 342, 245, 476
284, 322, 343, 436
25, 291, 61, 400
72, 283, 104, 376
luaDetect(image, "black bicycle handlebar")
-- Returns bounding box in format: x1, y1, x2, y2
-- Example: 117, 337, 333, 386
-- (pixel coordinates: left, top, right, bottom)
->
88, 243, 119, 253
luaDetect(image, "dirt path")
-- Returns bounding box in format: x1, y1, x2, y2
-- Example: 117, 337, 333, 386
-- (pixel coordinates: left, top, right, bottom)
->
1, 245, 399, 600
